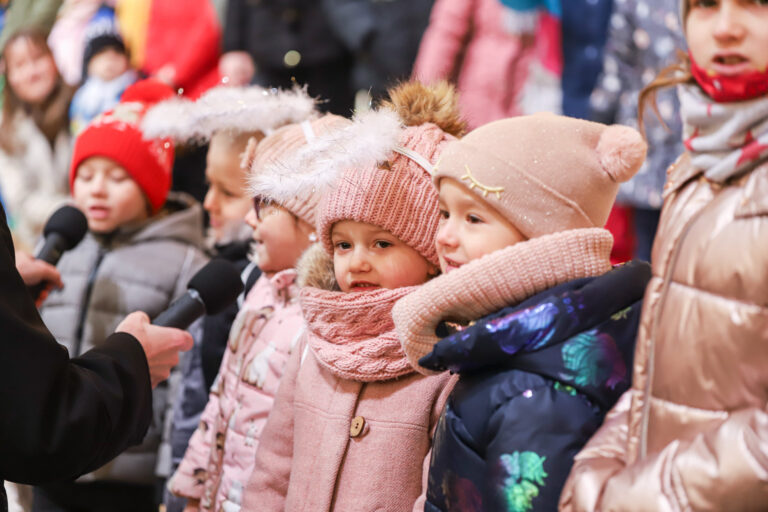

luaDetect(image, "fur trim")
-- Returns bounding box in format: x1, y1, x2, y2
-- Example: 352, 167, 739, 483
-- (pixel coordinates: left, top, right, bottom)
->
249, 108, 403, 203
381, 81, 466, 137
141, 86, 317, 143
296, 243, 338, 291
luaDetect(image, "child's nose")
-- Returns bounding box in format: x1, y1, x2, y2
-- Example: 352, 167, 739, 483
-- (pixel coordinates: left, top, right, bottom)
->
348, 247, 371, 273
203, 189, 217, 213
436, 221, 459, 248
713, 4, 746, 42
244, 208, 258, 229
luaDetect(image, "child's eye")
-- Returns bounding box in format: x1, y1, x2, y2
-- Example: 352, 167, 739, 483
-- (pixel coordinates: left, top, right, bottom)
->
374, 240, 392, 249
334, 241, 351, 251
467, 214, 483, 224
438, 209, 449, 220
691, 0, 717, 8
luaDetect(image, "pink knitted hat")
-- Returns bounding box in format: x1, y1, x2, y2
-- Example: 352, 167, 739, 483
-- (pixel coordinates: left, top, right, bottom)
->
434, 113, 647, 239
247, 114, 352, 225
317, 122, 455, 266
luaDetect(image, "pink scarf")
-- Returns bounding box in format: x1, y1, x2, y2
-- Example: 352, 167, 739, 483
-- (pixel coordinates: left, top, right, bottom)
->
301, 286, 417, 382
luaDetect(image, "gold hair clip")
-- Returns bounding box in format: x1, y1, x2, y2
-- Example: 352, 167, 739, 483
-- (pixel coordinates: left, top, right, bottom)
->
461, 165, 504, 199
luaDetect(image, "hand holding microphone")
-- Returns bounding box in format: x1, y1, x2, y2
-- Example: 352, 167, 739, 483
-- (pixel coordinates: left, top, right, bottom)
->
117, 259, 244, 387
26, 205, 89, 304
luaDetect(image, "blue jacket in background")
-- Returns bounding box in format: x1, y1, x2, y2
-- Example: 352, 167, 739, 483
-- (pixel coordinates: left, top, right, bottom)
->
421, 261, 650, 512
560, 0, 613, 119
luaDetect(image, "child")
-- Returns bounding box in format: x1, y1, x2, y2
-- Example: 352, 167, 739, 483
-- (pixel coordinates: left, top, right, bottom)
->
561, 1, 768, 509
392, 113, 651, 511
69, 5, 138, 135
240, 82, 464, 511
36, 79, 209, 512
0, 29, 72, 252
167, 113, 350, 512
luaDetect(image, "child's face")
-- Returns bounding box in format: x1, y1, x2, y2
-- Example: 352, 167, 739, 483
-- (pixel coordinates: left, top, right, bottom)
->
4, 36, 57, 105
73, 157, 149, 233
87, 48, 129, 82
436, 178, 526, 273
331, 220, 435, 293
687, 0, 768, 76
203, 135, 252, 242
245, 203, 313, 275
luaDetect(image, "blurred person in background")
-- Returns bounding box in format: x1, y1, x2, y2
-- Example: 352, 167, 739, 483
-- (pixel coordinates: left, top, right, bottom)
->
322, 0, 434, 103
590, 0, 685, 262
69, 4, 137, 135
221, 0, 354, 115
0, 28, 72, 252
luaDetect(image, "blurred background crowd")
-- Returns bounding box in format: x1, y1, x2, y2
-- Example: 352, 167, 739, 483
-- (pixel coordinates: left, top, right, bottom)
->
0, 0, 686, 265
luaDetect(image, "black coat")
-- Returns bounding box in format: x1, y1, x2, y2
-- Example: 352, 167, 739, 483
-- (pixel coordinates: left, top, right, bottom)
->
0, 204, 152, 504
421, 261, 651, 512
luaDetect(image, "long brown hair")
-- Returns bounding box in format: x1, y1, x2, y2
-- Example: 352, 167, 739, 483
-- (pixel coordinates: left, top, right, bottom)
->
637, 50, 697, 136
0, 28, 73, 154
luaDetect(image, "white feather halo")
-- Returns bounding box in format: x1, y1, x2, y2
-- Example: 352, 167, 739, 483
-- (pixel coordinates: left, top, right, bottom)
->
140, 85, 317, 143
249, 108, 404, 204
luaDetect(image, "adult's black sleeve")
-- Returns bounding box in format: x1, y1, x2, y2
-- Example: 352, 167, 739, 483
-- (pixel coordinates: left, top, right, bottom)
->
0, 205, 153, 484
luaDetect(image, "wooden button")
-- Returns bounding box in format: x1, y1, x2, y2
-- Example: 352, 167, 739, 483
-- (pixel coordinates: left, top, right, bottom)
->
350, 416, 365, 438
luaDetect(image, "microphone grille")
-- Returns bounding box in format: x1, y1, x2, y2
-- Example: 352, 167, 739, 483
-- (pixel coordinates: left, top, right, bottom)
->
43, 206, 89, 250
188, 259, 245, 315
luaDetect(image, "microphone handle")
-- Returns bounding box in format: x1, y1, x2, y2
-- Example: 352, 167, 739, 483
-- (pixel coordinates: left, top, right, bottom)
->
152, 290, 207, 329
28, 233, 67, 302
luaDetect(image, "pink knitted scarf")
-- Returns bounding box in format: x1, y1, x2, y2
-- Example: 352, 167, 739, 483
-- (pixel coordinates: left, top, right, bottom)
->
301, 286, 418, 382
392, 228, 614, 374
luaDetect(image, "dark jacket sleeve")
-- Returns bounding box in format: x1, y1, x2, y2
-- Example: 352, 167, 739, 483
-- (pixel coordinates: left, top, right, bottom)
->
0, 206, 152, 484
483, 382, 602, 512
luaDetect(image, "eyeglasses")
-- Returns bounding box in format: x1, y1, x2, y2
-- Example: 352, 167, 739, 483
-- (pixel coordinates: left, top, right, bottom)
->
252, 196, 277, 221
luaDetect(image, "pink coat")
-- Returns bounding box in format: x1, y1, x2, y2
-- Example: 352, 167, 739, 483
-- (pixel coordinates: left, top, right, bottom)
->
169, 270, 304, 511
242, 336, 455, 511
240, 256, 457, 512
412, 0, 536, 129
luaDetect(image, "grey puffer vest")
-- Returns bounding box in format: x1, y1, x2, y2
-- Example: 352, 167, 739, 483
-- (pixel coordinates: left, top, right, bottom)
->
40, 193, 209, 485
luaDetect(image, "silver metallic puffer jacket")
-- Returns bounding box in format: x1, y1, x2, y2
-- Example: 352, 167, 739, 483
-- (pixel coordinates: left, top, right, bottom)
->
561, 155, 768, 511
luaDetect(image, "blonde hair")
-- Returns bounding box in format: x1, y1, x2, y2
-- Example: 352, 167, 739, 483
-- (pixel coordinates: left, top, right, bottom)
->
637, 50, 696, 137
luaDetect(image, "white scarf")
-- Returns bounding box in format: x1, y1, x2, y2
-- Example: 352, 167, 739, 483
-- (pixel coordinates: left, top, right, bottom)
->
679, 84, 768, 183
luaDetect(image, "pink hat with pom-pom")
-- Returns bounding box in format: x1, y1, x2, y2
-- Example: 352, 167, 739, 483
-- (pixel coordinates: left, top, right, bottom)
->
433, 112, 647, 239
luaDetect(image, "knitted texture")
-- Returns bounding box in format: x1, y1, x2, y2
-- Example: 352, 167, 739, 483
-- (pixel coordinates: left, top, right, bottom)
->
392, 228, 614, 374
301, 286, 418, 382
248, 114, 352, 226
318, 123, 454, 266
70, 79, 176, 212
434, 113, 646, 239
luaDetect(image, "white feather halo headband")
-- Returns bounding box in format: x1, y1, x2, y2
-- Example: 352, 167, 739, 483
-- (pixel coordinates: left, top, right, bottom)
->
141, 85, 317, 143
250, 107, 436, 205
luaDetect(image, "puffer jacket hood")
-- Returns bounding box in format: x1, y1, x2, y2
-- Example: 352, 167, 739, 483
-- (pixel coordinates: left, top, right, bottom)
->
421, 260, 650, 411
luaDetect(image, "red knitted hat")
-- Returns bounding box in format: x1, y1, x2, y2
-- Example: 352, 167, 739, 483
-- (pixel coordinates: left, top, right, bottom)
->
70, 79, 176, 212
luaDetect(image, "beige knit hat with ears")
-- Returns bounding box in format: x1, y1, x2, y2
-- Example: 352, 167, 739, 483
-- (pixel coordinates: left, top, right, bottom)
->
434, 113, 647, 239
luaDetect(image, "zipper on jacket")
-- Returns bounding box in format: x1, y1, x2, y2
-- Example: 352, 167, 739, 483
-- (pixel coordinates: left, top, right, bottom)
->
639, 186, 710, 458
74, 246, 107, 357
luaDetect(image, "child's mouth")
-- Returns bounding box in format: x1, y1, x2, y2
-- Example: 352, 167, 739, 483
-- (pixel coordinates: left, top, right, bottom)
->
88, 206, 110, 220
441, 256, 463, 273
350, 281, 380, 291
711, 53, 753, 75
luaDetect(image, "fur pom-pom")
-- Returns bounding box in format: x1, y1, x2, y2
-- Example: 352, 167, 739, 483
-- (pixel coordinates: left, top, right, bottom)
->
381, 80, 466, 137
250, 108, 402, 204
597, 125, 647, 183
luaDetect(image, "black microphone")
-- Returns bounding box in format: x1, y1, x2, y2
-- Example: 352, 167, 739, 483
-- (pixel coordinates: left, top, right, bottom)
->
28, 206, 89, 300
153, 259, 244, 329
